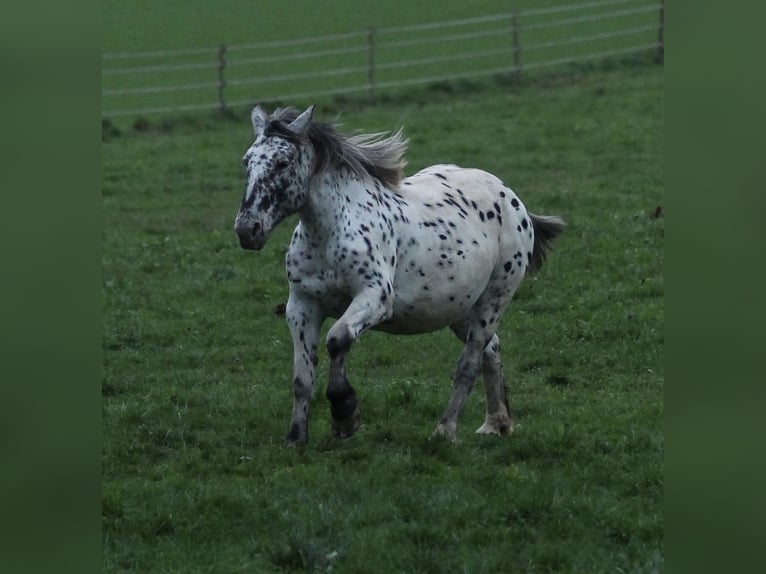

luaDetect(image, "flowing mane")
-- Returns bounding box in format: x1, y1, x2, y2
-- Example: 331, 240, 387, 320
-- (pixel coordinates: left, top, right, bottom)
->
265, 107, 408, 188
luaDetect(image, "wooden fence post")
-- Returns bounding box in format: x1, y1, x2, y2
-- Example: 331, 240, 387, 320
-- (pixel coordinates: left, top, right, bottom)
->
217, 44, 227, 112
367, 27, 376, 100
511, 12, 522, 77
656, 1, 664, 65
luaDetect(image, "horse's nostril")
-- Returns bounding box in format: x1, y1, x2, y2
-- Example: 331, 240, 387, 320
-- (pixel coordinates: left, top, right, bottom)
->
252, 222, 261, 235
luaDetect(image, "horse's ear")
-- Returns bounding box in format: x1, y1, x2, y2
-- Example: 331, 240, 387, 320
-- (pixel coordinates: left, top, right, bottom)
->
251, 105, 269, 136
286, 105, 315, 137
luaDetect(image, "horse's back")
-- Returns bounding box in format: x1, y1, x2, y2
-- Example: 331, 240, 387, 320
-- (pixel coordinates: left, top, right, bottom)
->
403, 164, 504, 194
399, 164, 534, 257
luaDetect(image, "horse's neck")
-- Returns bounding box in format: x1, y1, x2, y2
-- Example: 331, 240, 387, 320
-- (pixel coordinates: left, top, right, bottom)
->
300, 170, 368, 240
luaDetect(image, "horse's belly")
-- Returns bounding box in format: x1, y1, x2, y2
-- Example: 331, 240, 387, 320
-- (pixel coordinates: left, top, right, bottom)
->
374, 277, 488, 335
374, 306, 469, 334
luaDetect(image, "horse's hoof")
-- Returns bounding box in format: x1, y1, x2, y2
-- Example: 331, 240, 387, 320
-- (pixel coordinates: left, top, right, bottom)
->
285, 422, 308, 446
285, 439, 305, 447
475, 416, 514, 436
431, 423, 458, 443
331, 406, 361, 439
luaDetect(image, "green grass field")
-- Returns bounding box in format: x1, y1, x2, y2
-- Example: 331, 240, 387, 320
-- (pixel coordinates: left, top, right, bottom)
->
102, 58, 663, 572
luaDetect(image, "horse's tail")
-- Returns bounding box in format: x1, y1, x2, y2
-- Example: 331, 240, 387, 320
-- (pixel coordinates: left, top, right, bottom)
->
529, 213, 566, 272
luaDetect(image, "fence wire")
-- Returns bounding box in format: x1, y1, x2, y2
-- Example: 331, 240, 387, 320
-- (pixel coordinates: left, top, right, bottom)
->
102, 0, 663, 118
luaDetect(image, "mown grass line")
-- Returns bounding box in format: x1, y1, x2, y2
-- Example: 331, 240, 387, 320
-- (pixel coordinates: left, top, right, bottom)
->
103, 62, 662, 572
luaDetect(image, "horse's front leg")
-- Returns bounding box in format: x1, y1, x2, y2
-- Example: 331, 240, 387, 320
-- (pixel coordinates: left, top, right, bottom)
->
285, 294, 323, 446
326, 283, 394, 438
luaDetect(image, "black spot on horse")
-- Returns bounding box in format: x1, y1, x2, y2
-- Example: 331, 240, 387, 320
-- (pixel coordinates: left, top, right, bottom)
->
259, 195, 272, 211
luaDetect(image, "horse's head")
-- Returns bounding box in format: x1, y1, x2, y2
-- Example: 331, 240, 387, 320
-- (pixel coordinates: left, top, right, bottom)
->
234, 105, 315, 250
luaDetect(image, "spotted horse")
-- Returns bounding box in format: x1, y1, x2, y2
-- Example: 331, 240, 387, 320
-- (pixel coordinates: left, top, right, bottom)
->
234, 105, 565, 446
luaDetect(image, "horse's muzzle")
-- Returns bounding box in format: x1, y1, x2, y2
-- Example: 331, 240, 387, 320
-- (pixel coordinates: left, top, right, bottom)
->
235, 219, 266, 250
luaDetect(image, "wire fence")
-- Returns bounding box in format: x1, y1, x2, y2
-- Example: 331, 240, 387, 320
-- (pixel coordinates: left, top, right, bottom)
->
102, 0, 664, 119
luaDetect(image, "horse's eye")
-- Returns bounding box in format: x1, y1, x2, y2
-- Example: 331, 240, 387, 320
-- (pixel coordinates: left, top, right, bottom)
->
274, 159, 290, 171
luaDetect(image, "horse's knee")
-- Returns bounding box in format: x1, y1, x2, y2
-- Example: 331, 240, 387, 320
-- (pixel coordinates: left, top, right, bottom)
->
292, 376, 312, 401
327, 323, 353, 358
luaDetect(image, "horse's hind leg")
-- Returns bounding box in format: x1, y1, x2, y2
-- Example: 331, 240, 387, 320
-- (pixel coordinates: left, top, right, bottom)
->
476, 334, 513, 435
437, 274, 521, 440
434, 333, 484, 441
446, 326, 512, 437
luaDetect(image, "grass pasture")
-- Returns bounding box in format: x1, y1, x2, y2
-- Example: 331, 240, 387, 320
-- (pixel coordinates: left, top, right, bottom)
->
102, 62, 663, 572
